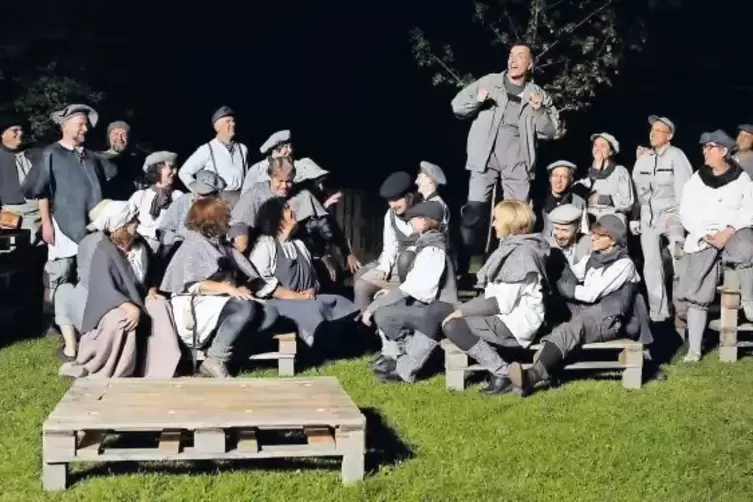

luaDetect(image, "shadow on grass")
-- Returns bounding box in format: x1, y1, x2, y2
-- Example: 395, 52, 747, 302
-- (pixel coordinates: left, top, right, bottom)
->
68, 407, 412, 487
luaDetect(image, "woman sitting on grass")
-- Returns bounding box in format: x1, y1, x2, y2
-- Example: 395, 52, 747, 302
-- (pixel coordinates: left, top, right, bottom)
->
421, 200, 550, 395
248, 197, 359, 351
58, 200, 181, 379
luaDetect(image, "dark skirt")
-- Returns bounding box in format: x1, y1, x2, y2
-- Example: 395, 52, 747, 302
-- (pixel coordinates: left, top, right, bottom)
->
266, 294, 359, 347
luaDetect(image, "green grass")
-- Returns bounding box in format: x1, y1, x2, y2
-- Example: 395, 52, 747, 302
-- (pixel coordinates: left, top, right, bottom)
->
3, 335, 753, 502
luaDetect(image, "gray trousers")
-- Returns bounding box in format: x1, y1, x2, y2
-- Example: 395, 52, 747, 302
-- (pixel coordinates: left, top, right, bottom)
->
353, 261, 401, 311
640, 214, 684, 321
542, 305, 622, 359
45, 256, 75, 291
467, 148, 530, 204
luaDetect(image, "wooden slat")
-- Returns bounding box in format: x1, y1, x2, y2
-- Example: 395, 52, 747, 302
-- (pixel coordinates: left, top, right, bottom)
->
304, 427, 335, 449
708, 319, 753, 332
158, 430, 182, 455
236, 428, 258, 452
77, 431, 105, 455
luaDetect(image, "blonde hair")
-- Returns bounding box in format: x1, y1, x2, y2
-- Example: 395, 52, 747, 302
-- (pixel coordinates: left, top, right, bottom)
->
493, 200, 535, 238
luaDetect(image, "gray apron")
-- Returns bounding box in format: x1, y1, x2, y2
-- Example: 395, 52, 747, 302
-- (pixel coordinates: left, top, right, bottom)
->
265, 239, 358, 346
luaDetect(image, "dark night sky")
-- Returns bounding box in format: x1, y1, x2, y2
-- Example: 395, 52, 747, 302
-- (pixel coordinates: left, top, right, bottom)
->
6, 0, 753, 207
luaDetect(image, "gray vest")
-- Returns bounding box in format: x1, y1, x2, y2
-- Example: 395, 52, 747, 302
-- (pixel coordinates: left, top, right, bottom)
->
390, 211, 418, 252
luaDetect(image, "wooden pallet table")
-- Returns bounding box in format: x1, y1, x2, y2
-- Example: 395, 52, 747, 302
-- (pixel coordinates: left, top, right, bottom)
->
42, 377, 366, 491
442, 338, 643, 391
708, 267, 753, 362
193, 333, 297, 376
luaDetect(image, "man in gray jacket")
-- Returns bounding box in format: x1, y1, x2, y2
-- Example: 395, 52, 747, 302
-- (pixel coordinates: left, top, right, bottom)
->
631, 115, 692, 322
734, 124, 753, 176
451, 42, 561, 276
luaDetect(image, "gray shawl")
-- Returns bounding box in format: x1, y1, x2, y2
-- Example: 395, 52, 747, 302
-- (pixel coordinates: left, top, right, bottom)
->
157, 192, 195, 246
160, 230, 262, 294
81, 238, 145, 333
476, 233, 550, 287
76, 232, 106, 287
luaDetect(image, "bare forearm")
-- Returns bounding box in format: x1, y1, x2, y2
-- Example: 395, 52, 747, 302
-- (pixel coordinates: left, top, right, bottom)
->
38, 198, 52, 224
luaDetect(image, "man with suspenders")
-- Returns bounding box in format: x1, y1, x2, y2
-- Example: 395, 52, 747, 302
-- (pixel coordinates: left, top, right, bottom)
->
178, 106, 249, 208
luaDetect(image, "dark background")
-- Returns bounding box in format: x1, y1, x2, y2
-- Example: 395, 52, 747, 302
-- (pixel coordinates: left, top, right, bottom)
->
5, 0, 753, 209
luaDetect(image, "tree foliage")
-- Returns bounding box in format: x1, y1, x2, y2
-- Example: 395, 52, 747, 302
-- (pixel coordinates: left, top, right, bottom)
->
411, 0, 646, 115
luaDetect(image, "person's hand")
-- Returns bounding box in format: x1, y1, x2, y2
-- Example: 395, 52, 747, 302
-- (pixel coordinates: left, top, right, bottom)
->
147, 287, 164, 300
442, 310, 463, 326
704, 228, 735, 249
529, 93, 543, 110
593, 150, 605, 166
323, 191, 343, 209
346, 254, 362, 273
320, 256, 338, 282
233, 235, 249, 254
636, 146, 649, 158
119, 302, 141, 332
476, 88, 489, 103
42, 220, 55, 245
629, 221, 641, 235
229, 285, 254, 300
373, 288, 389, 299
299, 288, 316, 300
361, 310, 373, 327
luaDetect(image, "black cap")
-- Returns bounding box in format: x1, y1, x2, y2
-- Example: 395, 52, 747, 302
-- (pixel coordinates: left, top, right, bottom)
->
738, 124, 753, 135
699, 129, 736, 151
379, 171, 413, 199
405, 201, 444, 222
0, 112, 24, 134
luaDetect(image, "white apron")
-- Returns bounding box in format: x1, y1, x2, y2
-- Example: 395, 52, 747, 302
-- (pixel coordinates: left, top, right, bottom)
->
170, 294, 230, 347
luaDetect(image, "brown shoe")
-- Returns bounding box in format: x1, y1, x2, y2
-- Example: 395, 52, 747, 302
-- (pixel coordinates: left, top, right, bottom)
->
199, 357, 231, 378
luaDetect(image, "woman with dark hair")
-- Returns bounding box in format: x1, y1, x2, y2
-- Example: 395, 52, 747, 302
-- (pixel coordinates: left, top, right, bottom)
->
161, 197, 278, 377
58, 199, 181, 378
248, 197, 359, 349
128, 151, 184, 253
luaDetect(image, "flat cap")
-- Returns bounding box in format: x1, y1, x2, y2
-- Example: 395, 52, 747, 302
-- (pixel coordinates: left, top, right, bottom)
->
379, 171, 413, 199
190, 170, 227, 195
0, 112, 25, 134
699, 129, 736, 151
738, 124, 753, 135
419, 161, 447, 186
405, 200, 445, 222
142, 151, 178, 172
50, 104, 98, 127
590, 132, 620, 154
211, 106, 234, 125
548, 203, 583, 225
107, 120, 130, 135
294, 157, 329, 183
595, 214, 626, 247
546, 160, 577, 172
260, 130, 291, 154
648, 115, 676, 134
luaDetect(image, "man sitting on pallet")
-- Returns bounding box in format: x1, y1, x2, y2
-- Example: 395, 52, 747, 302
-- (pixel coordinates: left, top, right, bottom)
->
507, 214, 653, 397
361, 201, 458, 381
675, 130, 753, 362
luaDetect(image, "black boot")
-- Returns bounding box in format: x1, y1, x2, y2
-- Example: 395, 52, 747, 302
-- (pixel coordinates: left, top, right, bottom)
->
465, 340, 513, 396
483, 375, 514, 395
508, 342, 563, 397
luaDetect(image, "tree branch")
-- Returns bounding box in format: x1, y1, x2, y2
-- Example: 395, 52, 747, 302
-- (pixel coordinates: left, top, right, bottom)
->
537, 0, 616, 62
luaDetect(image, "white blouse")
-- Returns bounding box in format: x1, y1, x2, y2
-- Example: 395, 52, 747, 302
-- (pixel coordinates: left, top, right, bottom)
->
483, 272, 544, 348
126, 241, 148, 284
248, 236, 313, 297
129, 188, 184, 240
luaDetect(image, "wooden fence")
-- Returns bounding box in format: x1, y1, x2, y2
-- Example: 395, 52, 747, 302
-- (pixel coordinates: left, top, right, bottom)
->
330, 188, 383, 262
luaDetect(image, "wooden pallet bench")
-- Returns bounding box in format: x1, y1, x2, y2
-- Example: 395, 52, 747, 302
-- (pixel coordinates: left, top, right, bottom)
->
191, 332, 297, 376
708, 267, 753, 362
441, 338, 643, 391
42, 377, 366, 491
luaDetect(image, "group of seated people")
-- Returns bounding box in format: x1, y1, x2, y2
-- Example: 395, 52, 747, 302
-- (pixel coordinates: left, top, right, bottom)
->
48, 123, 753, 400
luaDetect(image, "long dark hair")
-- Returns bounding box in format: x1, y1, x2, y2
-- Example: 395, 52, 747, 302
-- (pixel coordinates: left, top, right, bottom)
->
254, 197, 288, 236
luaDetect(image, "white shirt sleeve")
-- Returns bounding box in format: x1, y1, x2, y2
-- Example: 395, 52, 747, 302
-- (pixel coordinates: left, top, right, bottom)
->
574, 258, 635, 303
377, 211, 398, 274
178, 144, 210, 188
248, 236, 280, 297
399, 247, 446, 303
570, 254, 590, 282
731, 174, 753, 231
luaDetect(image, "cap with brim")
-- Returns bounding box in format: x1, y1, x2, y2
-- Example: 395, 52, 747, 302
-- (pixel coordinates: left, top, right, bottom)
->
590, 132, 620, 154
648, 115, 675, 134
419, 161, 447, 186
405, 200, 444, 222
294, 157, 329, 183
107, 120, 130, 135
379, 172, 413, 199
189, 170, 227, 195
211, 106, 234, 125
50, 104, 98, 127
548, 203, 583, 225
0, 113, 25, 135
260, 130, 291, 154
738, 124, 753, 135
594, 214, 626, 247
699, 129, 736, 151
546, 160, 577, 172
142, 151, 178, 172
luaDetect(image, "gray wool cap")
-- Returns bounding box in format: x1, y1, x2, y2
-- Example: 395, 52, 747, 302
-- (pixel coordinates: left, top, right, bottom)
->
211, 106, 234, 125
260, 130, 291, 154
379, 171, 413, 199
405, 200, 445, 222
142, 151, 178, 172
699, 129, 736, 151
50, 104, 98, 127
590, 132, 620, 154
107, 120, 130, 135
419, 161, 447, 186
546, 160, 577, 172
548, 203, 583, 225
738, 124, 753, 135
189, 170, 227, 195
595, 214, 626, 247
648, 115, 676, 134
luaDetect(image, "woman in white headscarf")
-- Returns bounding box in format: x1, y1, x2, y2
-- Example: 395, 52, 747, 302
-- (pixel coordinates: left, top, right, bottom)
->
57, 199, 181, 378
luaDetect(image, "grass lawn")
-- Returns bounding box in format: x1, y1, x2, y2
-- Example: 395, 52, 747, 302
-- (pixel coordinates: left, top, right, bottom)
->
2, 333, 753, 502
